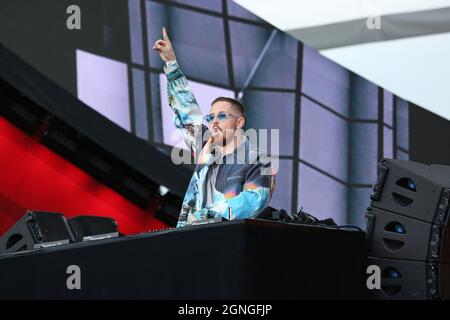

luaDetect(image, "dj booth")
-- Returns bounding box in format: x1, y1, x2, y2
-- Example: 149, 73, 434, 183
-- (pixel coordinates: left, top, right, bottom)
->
0, 219, 367, 299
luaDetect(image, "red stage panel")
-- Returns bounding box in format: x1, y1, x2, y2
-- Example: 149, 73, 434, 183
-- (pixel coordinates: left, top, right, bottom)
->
0, 117, 168, 236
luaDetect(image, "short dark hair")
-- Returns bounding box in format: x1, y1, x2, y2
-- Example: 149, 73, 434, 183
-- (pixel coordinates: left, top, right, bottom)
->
211, 96, 244, 116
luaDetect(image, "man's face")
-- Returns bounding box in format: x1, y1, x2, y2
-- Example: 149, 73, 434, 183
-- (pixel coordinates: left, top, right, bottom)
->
208, 101, 244, 145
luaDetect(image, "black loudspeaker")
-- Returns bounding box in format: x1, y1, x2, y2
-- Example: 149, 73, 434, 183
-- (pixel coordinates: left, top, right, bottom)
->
366, 159, 450, 299
370, 159, 450, 225
68, 216, 119, 242
366, 207, 450, 263
367, 257, 450, 300
0, 211, 74, 255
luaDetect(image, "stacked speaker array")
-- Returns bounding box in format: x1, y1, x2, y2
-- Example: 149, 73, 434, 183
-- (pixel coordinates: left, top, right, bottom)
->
366, 159, 450, 299
0, 211, 119, 255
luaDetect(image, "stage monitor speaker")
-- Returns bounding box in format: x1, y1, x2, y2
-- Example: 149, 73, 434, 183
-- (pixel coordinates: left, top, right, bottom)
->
367, 257, 450, 300
370, 159, 450, 226
367, 159, 450, 299
68, 215, 119, 242
0, 211, 74, 255
366, 207, 450, 263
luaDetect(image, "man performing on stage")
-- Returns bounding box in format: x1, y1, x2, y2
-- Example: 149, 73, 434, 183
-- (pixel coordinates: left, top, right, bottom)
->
153, 27, 275, 228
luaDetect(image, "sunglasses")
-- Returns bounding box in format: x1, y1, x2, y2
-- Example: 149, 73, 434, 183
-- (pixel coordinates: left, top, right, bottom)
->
204, 111, 242, 123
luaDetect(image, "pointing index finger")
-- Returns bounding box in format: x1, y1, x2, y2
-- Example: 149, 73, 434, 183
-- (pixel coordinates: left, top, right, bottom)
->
162, 27, 170, 41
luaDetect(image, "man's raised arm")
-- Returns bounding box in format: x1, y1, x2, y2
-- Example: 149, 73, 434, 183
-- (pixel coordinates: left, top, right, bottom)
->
152, 27, 207, 158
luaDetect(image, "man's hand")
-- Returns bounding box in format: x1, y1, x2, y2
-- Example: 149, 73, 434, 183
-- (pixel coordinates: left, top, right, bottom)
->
198, 135, 222, 164
152, 27, 176, 62
203, 136, 216, 155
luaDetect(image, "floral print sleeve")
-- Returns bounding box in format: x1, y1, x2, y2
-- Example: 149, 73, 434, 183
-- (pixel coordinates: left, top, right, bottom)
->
163, 61, 207, 160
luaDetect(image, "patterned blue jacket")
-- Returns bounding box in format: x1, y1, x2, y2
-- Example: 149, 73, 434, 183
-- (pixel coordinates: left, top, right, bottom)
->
163, 61, 275, 228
